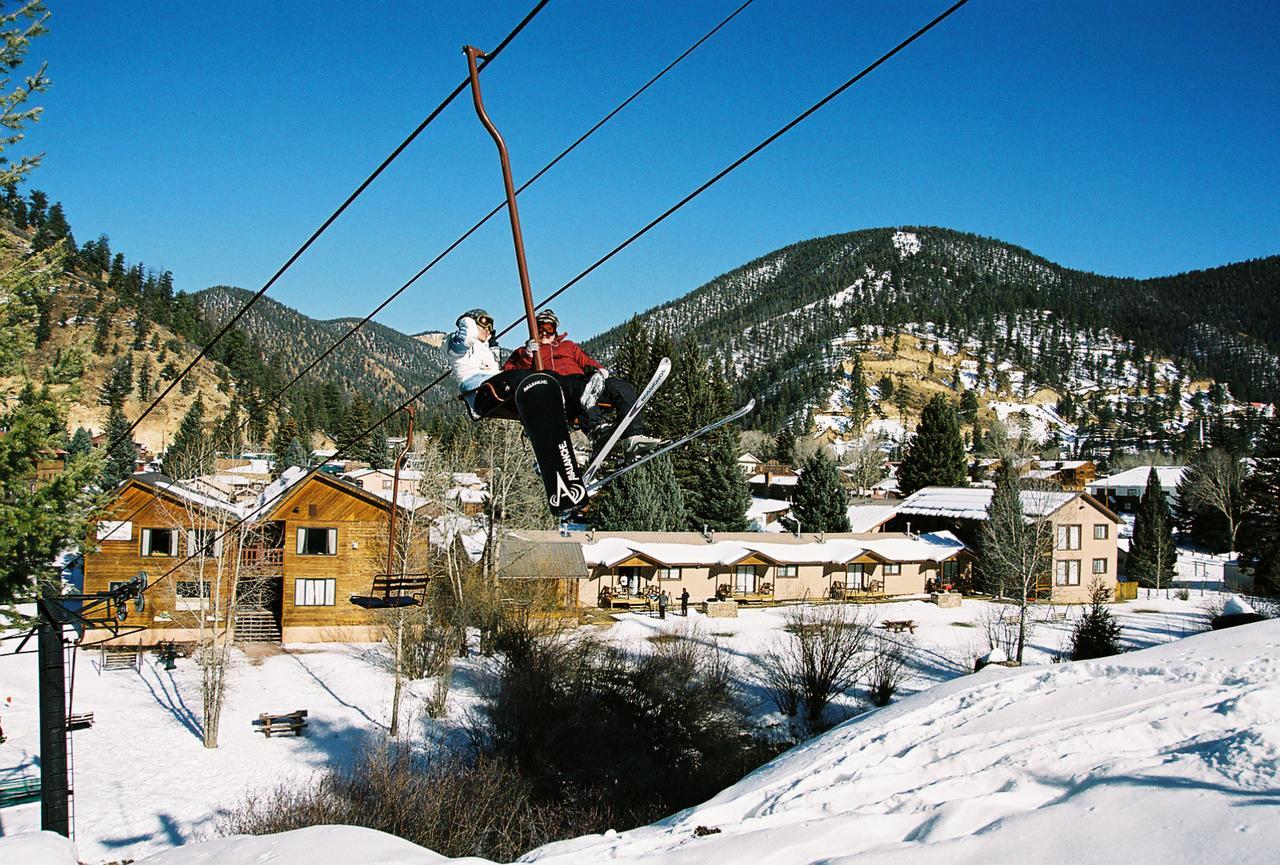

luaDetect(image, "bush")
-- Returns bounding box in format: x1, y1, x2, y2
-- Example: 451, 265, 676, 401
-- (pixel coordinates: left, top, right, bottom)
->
217, 746, 610, 861
482, 622, 773, 821
1069, 580, 1123, 660
865, 633, 910, 707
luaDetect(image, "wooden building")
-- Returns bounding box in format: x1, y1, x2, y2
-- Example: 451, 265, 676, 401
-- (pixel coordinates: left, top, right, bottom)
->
83, 470, 428, 644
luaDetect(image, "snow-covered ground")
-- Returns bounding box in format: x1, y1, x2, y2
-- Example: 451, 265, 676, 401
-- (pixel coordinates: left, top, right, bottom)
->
0, 594, 1258, 863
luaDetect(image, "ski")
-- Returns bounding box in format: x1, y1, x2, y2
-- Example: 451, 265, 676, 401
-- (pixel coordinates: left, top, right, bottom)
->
581, 357, 671, 485
581, 397, 757, 499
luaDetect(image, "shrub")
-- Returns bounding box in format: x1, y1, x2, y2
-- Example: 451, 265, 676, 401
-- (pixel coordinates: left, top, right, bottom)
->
482, 623, 771, 821
1069, 580, 1123, 660
865, 633, 910, 707
217, 746, 610, 861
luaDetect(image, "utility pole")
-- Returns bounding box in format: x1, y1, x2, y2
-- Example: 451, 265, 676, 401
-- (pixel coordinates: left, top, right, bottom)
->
36, 584, 70, 837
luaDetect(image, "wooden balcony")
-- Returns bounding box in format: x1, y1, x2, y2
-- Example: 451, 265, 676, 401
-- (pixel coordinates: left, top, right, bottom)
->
240, 547, 284, 570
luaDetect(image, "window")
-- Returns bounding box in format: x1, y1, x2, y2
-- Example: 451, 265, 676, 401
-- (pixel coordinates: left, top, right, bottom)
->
294, 578, 336, 606
1127, 487, 1139, 498
1054, 560, 1081, 586
187, 529, 223, 559
776, 564, 798, 579
141, 527, 179, 557
381, 479, 393, 490
734, 564, 757, 593
1092, 558, 1108, 575
296, 527, 337, 556
1094, 523, 1109, 540
175, 580, 211, 610
883, 563, 901, 576
656, 567, 682, 581
1056, 525, 1082, 551
108, 580, 126, 594
846, 563, 866, 590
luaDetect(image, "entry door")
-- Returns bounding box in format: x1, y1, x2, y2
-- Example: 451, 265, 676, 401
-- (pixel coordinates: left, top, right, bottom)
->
847, 563, 866, 590
734, 565, 757, 594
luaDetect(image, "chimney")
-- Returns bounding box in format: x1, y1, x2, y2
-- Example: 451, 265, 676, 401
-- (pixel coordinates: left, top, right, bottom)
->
701, 524, 713, 543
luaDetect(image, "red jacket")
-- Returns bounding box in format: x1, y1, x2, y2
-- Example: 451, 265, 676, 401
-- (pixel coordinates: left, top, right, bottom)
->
503, 332, 601, 377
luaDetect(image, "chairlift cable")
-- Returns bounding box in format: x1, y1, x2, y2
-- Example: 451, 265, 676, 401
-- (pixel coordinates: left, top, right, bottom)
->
67, 0, 975, 611
107, 0, 553, 453
95, 0, 758, 540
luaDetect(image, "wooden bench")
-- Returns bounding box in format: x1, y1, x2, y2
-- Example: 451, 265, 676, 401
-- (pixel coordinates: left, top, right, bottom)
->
252, 709, 308, 738
100, 645, 141, 672
0, 777, 41, 808
880, 619, 917, 634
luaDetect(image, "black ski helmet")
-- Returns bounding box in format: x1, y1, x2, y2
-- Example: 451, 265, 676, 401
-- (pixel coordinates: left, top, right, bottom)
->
459, 308, 493, 329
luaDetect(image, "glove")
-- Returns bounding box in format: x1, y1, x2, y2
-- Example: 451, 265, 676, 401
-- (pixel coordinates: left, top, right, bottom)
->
525, 339, 540, 356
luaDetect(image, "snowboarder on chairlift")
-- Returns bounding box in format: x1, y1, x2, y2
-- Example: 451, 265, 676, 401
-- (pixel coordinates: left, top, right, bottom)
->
503, 308, 658, 452
448, 307, 656, 453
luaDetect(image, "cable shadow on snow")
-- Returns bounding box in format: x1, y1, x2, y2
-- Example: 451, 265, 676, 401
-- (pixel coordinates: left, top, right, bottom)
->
138, 664, 203, 741
282, 648, 387, 732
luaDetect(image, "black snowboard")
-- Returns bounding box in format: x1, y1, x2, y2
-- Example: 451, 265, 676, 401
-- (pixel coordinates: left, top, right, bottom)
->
514, 373, 587, 516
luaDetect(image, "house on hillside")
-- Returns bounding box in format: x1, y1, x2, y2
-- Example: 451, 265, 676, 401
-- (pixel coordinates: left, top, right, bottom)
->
499, 530, 973, 608
1086, 465, 1185, 513
738, 452, 764, 475
749, 463, 800, 500
884, 486, 1121, 603
84, 469, 432, 644
746, 497, 791, 531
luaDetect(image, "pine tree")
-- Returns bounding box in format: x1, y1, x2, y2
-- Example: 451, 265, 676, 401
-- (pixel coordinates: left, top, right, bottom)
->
1238, 417, 1280, 595
1, 394, 101, 601
1127, 466, 1176, 590
283, 437, 309, 473
773, 426, 796, 465
686, 430, 750, 532
960, 387, 979, 424
588, 455, 688, 531
846, 354, 870, 432
1069, 581, 1123, 660
101, 404, 135, 489
68, 426, 92, 458
98, 355, 133, 408
137, 355, 153, 401
271, 416, 302, 478
789, 451, 850, 532
163, 394, 208, 479
897, 394, 967, 496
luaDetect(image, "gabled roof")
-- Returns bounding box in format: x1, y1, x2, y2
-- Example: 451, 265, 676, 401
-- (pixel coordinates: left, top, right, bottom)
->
894, 486, 1121, 524
119, 473, 241, 518
257, 468, 407, 523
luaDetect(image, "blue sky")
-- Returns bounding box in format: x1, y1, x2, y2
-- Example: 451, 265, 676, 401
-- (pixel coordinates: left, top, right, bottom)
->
23, 0, 1280, 339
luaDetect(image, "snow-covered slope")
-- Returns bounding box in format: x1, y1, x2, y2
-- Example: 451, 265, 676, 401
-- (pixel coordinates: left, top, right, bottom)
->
12, 619, 1278, 865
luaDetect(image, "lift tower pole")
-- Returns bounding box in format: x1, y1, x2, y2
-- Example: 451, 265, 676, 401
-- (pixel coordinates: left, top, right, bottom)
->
462, 44, 549, 372
36, 583, 70, 837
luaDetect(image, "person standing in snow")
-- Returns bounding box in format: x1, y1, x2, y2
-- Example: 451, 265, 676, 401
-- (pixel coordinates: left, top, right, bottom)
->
658, 589, 668, 619
503, 308, 657, 452
680, 587, 690, 617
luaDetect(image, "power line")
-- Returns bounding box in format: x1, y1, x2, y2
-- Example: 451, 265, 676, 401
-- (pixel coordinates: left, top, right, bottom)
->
52, 0, 971, 620
108, 0, 552, 454
95, 0, 759, 539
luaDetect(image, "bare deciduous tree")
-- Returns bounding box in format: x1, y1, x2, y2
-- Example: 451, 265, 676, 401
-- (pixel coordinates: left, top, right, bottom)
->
762, 603, 873, 727
1177, 448, 1246, 551
980, 467, 1055, 663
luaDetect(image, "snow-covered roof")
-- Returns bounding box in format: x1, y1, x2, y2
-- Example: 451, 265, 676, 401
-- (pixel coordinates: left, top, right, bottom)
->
343, 468, 426, 482
446, 487, 488, 504
747, 497, 791, 518
1087, 465, 1186, 491
846, 504, 898, 532
131, 473, 240, 515
895, 486, 1077, 521
430, 514, 486, 561
225, 459, 271, 475
451, 471, 485, 487
749, 473, 799, 486
580, 532, 966, 568
739, 452, 762, 463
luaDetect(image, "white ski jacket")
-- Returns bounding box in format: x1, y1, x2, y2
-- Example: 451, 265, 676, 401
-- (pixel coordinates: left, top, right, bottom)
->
446, 316, 501, 395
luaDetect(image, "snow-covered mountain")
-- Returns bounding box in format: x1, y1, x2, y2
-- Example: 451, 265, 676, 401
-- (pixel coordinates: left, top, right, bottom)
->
588, 227, 1280, 445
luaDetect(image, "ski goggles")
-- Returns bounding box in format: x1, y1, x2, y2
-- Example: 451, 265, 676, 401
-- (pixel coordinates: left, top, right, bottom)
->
475, 314, 494, 330
538, 321, 557, 336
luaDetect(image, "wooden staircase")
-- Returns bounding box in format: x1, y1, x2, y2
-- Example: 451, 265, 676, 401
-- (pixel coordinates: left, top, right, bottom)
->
234, 610, 281, 644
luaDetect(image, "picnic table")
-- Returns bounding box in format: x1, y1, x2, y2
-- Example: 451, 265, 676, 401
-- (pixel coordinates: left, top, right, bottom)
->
880, 619, 917, 634
252, 709, 308, 738
0, 776, 40, 808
